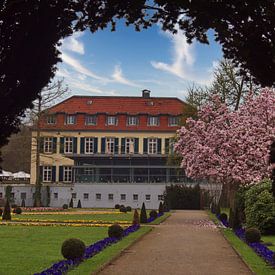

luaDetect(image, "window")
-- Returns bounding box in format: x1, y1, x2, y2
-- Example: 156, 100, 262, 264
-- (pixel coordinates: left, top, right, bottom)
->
20, 192, 26, 200
158, 195, 164, 201
85, 138, 94, 154
63, 166, 73, 182
145, 194, 151, 201
125, 138, 135, 154
72, 193, 77, 199
0, 193, 2, 199
64, 137, 73, 154
133, 194, 138, 201
84, 168, 93, 175
148, 116, 159, 126
108, 194, 114, 200
83, 193, 89, 200
47, 115, 56, 124
66, 115, 76, 125
148, 138, 157, 154
106, 137, 115, 154
53, 193, 58, 199
127, 116, 138, 126
44, 137, 53, 153
85, 115, 97, 125
43, 166, 52, 182
169, 116, 179, 126
120, 194, 126, 201
96, 193, 101, 200
107, 116, 117, 125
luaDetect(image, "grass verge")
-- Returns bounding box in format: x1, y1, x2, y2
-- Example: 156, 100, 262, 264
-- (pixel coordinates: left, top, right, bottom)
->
68, 226, 152, 275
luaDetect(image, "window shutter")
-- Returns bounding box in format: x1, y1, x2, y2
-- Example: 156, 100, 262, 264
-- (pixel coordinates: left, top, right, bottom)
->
52, 137, 57, 153
165, 138, 170, 154
59, 166, 63, 182
121, 138, 126, 154
39, 137, 44, 153
115, 138, 119, 154
60, 137, 64, 153
134, 138, 139, 154
157, 139, 162, 154
80, 137, 85, 154
39, 166, 43, 182
73, 137, 77, 153
94, 138, 98, 153
143, 138, 148, 154
101, 138, 106, 154
52, 166, 56, 182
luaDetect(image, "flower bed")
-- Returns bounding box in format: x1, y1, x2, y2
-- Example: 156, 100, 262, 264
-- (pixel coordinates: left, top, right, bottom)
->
22, 207, 64, 212
21, 211, 122, 215
34, 224, 140, 275
216, 214, 275, 267
147, 212, 164, 223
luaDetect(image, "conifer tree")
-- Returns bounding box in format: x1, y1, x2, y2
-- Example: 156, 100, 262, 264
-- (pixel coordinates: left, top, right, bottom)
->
21, 199, 25, 207
132, 209, 140, 225
77, 199, 82, 208
140, 203, 147, 224
69, 198, 73, 208
2, 199, 11, 221
158, 201, 164, 214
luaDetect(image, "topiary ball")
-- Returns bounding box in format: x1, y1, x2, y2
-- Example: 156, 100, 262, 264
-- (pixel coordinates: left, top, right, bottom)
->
220, 213, 228, 221
114, 204, 120, 209
126, 206, 132, 212
245, 228, 261, 243
61, 238, 86, 260
108, 223, 124, 239
62, 204, 68, 210
149, 210, 158, 219
119, 206, 127, 213
14, 207, 22, 214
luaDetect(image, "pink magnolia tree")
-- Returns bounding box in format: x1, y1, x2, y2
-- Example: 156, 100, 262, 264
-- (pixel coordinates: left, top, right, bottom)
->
175, 88, 275, 198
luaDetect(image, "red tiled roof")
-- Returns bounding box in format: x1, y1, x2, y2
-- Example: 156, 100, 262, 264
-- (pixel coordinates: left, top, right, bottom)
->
47, 95, 186, 115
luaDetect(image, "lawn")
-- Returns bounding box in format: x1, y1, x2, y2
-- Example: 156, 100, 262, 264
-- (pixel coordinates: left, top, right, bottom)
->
0, 226, 108, 275
262, 235, 275, 252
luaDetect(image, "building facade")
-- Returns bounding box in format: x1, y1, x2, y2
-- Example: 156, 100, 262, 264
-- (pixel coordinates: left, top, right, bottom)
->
30, 90, 195, 208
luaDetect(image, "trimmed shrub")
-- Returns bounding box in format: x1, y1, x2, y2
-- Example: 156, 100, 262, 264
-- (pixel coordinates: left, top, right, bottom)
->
77, 200, 82, 208
220, 213, 228, 221
115, 204, 120, 209
21, 199, 25, 207
245, 179, 275, 234
14, 207, 22, 214
132, 209, 139, 225
149, 210, 158, 219
245, 228, 261, 243
61, 238, 86, 260
126, 206, 132, 212
63, 204, 68, 210
119, 205, 127, 213
108, 223, 124, 239
140, 202, 147, 224
0, 208, 3, 216
2, 199, 11, 221
163, 202, 169, 212
69, 198, 73, 208
158, 201, 164, 214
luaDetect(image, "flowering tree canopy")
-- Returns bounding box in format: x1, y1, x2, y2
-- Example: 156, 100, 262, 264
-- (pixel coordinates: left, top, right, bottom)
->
175, 89, 275, 186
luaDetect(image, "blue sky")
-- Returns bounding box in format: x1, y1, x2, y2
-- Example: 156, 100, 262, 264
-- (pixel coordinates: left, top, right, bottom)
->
57, 24, 222, 100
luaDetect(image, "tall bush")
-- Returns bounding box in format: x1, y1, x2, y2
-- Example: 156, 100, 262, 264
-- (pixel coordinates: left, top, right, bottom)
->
77, 199, 82, 208
140, 203, 147, 223
69, 198, 73, 208
245, 179, 275, 234
2, 199, 11, 220
132, 209, 139, 225
158, 201, 164, 214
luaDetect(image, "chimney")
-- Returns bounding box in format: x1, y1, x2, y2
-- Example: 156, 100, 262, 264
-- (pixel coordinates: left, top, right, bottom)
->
142, 89, 151, 98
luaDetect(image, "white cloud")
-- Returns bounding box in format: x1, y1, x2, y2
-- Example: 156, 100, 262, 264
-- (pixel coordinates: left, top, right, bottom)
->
111, 64, 140, 87
61, 52, 109, 83
61, 32, 85, 55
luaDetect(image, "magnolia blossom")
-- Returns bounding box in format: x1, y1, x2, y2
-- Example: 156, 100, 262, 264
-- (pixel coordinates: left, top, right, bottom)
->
175, 89, 275, 186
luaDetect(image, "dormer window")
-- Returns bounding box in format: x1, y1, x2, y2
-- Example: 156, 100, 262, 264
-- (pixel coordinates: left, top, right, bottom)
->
66, 115, 76, 125
169, 116, 179, 126
148, 116, 159, 126
46, 115, 56, 124
127, 116, 138, 126
107, 116, 117, 126
85, 115, 97, 125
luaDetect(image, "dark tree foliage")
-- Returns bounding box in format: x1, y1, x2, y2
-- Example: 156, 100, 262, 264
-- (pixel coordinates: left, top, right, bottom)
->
140, 202, 147, 224
77, 199, 82, 208
69, 197, 74, 208
164, 184, 201, 210
2, 1, 275, 146
2, 199, 11, 220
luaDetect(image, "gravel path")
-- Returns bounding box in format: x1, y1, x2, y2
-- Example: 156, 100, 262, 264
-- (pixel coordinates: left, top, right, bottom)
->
99, 210, 252, 275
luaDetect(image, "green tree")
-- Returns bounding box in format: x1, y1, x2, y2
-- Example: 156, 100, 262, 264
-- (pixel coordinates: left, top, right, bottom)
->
2, 199, 11, 221
140, 203, 147, 224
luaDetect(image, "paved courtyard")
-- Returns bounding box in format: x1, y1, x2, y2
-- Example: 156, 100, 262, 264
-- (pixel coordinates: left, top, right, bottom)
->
99, 210, 252, 275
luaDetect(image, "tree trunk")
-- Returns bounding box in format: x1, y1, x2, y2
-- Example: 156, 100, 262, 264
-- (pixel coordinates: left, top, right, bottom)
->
228, 182, 240, 229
